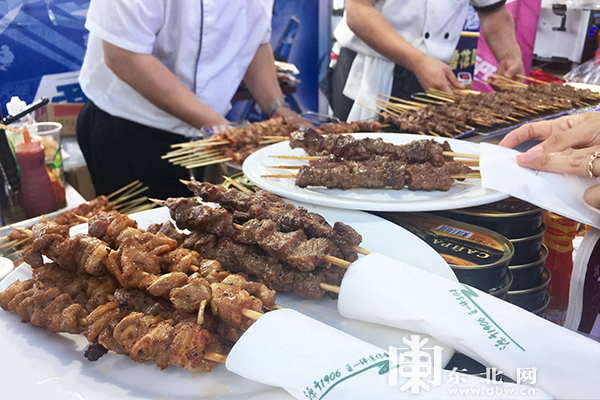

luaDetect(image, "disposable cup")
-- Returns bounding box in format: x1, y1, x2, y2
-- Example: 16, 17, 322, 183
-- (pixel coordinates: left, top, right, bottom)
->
28, 122, 62, 164
26, 122, 66, 207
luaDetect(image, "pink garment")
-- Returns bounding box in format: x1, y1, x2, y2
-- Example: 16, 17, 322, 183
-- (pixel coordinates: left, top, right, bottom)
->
473, 0, 541, 92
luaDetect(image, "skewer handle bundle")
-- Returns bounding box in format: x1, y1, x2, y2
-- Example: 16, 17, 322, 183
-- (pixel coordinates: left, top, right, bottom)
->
226, 309, 550, 399
337, 253, 600, 400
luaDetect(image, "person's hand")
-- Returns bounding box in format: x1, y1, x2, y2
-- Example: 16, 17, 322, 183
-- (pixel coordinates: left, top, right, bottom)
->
496, 57, 525, 81
413, 56, 465, 94
271, 107, 313, 128
499, 111, 600, 209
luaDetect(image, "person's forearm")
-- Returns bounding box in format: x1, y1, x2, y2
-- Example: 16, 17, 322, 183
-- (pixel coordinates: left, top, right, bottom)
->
478, 6, 522, 66
345, 0, 425, 72
242, 43, 285, 112
102, 41, 228, 129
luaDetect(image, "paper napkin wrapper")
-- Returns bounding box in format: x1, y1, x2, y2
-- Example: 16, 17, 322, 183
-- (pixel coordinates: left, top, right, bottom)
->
226, 308, 550, 400
479, 142, 600, 229
337, 252, 600, 400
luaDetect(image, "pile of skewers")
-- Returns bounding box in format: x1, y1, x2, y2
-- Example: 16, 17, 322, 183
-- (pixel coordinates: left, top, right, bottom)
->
161, 116, 383, 169
263, 129, 480, 191
373, 78, 600, 137
0, 180, 158, 260
0, 207, 278, 371
0, 180, 368, 372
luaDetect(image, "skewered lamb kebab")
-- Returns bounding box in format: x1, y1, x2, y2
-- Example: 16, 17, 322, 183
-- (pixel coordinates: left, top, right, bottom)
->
84, 301, 227, 371
165, 197, 349, 272
0, 280, 226, 372
294, 156, 472, 191
0, 279, 88, 334
288, 129, 453, 165
151, 219, 345, 299
14, 214, 276, 337
5, 195, 110, 244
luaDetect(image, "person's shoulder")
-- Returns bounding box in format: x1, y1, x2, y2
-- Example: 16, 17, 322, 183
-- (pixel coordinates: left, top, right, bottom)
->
471, 0, 506, 13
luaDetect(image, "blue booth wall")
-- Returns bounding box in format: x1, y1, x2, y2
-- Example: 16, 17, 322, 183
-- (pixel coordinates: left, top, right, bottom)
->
1, 0, 322, 123
0, 0, 89, 117
226, 0, 321, 122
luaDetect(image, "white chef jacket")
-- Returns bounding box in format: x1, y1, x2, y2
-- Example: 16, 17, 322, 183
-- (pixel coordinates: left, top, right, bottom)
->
79, 0, 273, 137
334, 0, 505, 121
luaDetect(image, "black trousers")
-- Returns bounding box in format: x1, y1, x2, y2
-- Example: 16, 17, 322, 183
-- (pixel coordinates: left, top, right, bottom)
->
76, 100, 199, 199
329, 47, 425, 122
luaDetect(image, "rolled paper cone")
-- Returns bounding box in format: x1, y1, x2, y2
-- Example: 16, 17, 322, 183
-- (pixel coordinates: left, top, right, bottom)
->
226, 309, 550, 400
337, 252, 600, 400
479, 143, 600, 229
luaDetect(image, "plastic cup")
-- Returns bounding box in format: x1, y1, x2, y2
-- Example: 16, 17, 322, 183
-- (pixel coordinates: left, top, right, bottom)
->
26, 122, 66, 207
28, 122, 62, 164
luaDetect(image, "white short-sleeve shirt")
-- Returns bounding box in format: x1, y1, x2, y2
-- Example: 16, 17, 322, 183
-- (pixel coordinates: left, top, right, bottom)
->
334, 0, 505, 64
79, 0, 273, 137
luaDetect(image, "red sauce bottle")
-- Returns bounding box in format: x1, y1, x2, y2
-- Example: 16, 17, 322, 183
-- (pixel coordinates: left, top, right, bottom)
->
543, 211, 577, 325
14, 127, 57, 218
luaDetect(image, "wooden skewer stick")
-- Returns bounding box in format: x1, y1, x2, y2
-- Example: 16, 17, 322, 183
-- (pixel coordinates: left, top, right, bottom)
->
183, 157, 233, 169
262, 136, 290, 141
204, 352, 228, 364
412, 96, 446, 105
170, 150, 227, 165
492, 74, 529, 88
453, 172, 482, 179
170, 137, 225, 148
270, 155, 320, 161
0, 237, 30, 250
377, 100, 422, 111
263, 171, 480, 181
5, 246, 29, 258
8, 226, 32, 236
271, 151, 480, 162
357, 102, 387, 118
107, 180, 142, 200
241, 308, 264, 321
222, 175, 251, 193
516, 74, 548, 85
453, 89, 481, 96
426, 88, 456, 101
354, 246, 371, 255
376, 96, 427, 108
443, 151, 479, 160
163, 146, 225, 160
0, 123, 25, 133
262, 173, 297, 178
320, 282, 340, 294
115, 197, 152, 214
268, 165, 302, 170
121, 203, 159, 215
172, 139, 231, 149
109, 185, 150, 208
423, 92, 455, 103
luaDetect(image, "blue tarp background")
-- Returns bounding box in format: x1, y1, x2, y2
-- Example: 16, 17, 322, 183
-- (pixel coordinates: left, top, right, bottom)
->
0, 0, 321, 122
0, 0, 89, 117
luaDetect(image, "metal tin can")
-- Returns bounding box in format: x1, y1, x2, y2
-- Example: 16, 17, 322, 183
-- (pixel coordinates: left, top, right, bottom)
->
432, 197, 544, 239
509, 245, 548, 290
508, 268, 551, 311
373, 212, 514, 293
509, 223, 546, 266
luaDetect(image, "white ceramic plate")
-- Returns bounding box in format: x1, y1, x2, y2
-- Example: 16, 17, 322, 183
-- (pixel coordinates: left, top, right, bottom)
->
243, 133, 509, 212
1, 205, 456, 399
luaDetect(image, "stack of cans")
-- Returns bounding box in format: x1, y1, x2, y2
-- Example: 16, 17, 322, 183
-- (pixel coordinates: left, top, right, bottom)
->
434, 197, 549, 317
373, 212, 514, 300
